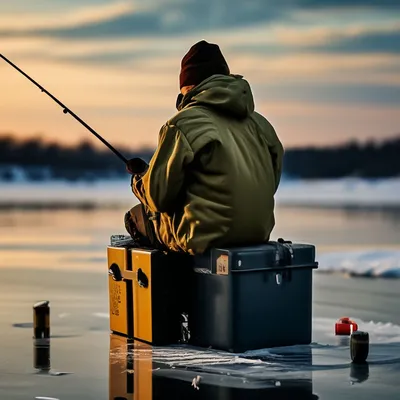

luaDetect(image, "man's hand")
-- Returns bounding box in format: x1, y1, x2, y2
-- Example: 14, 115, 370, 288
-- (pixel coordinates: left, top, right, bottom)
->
126, 158, 149, 176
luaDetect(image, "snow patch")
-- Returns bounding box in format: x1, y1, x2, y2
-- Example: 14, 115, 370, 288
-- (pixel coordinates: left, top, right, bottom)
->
1, 177, 399, 208
317, 250, 400, 278
312, 317, 400, 344
276, 177, 400, 208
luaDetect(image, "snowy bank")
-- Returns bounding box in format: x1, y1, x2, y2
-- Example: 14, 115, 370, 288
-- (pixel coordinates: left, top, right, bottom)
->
1, 177, 400, 209
317, 249, 400, 278
276, 177, 400, 208
0, 179, 135, 208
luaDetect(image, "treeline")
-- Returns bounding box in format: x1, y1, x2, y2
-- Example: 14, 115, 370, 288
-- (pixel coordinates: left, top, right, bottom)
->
0, 135, 154, 181
0, 133, 399, 181
283, 136, 400, 179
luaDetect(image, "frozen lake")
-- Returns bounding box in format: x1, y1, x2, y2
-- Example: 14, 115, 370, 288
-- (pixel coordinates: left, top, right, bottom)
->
0, 178, 400, 399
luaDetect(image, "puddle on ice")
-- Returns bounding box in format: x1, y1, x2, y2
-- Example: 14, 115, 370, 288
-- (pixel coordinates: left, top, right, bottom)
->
108, 316, 400, 379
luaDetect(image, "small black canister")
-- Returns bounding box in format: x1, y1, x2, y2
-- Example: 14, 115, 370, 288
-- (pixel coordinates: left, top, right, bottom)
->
33, 301, 50, 339
350, 331, 369, 363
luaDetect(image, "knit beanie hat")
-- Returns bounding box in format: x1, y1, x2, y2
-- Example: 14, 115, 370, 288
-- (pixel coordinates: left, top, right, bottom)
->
179, 40, 230, 89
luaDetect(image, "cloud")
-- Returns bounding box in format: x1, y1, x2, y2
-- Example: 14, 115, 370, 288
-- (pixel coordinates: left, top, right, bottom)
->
1, 0, 398, 72
1, 0, 399, 149
1, 0, 399, 74
258, 101, 400, 146
312, 29, 400, 54
258, 82, 400, 106
226, 20, 400, 55
230, 52, 400, 86
0, 1, 137, 31
2, 0, 399, 40
297, 0, 400, 9
0, 0, 282, 38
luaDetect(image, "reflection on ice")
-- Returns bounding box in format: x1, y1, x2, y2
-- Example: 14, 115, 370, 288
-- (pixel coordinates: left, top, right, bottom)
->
109, 334, 319, 399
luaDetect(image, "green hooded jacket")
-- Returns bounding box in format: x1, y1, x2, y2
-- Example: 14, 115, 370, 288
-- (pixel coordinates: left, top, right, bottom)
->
132, 74, 284, 255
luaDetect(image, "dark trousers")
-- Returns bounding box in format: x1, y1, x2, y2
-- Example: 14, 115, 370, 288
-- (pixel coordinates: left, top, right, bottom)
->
124, 204, 164, 249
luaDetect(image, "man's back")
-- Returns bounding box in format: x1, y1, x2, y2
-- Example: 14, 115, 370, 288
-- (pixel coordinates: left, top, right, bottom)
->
132, 74, 284, 255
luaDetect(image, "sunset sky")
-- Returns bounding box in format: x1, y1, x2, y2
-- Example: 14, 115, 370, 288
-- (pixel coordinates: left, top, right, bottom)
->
0, 0, 399, 151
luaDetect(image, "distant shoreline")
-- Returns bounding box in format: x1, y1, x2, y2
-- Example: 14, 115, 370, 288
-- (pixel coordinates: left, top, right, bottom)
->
1, 133, 399, 181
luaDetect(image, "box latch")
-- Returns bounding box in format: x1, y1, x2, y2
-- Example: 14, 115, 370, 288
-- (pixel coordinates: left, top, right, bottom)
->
274, 238, 294, 266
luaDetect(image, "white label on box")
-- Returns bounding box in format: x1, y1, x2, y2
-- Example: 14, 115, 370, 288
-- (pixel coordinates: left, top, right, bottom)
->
216, 255, 229, 275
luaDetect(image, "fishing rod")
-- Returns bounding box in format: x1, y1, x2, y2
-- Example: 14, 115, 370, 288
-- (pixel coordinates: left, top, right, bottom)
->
0, 53, 128, 164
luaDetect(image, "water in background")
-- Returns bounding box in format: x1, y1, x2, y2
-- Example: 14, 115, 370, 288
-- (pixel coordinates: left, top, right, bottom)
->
0, 179, 399, 276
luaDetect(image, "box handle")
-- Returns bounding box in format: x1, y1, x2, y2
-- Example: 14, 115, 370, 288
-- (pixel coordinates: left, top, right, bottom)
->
137, 268, 149, 288
275, 239, 294, 266
108, 263, 122, 281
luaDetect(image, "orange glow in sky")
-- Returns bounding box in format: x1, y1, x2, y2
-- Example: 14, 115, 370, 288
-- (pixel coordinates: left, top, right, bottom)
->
0, 1, 399, 150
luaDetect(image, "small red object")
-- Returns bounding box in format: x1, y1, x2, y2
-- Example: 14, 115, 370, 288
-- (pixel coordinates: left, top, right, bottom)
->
335, 317, 358, 336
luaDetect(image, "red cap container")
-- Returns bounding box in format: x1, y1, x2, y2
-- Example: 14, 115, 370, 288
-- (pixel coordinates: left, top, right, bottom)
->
335, 317, 358, 336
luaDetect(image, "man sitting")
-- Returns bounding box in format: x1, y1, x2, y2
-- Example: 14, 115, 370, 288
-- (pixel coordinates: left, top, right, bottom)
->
125, 40, 284, 255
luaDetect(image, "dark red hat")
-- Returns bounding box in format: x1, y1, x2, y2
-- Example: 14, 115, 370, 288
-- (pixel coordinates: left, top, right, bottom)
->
179, 40, 230, 89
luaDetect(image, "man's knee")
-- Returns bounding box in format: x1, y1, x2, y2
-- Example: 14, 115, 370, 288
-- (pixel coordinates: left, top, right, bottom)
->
129, 204, 144, 220
124, 204, 147, 239
124, 210, 136, 238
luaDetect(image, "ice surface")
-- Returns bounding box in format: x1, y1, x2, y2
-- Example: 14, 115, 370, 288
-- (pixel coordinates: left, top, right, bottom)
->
108, 317, 400, 379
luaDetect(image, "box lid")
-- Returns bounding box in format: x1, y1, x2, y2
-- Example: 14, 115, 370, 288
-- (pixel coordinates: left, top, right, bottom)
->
194, 242, 318, 274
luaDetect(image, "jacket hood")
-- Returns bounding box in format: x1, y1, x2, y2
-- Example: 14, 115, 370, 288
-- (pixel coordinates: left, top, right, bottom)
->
178, 74, 255, 119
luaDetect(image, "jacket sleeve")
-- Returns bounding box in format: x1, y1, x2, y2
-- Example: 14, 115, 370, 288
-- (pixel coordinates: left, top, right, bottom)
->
131, 123, 194, 213
269, 127, 284, 193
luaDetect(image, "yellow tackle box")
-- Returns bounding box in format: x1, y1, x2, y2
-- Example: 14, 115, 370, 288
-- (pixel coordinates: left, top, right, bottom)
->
107, 243, 191, 345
